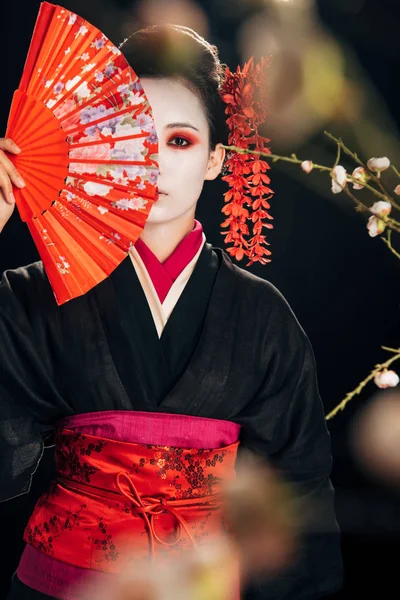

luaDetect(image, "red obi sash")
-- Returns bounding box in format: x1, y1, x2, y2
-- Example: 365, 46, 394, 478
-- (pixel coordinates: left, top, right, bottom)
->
23, 427, 239, 573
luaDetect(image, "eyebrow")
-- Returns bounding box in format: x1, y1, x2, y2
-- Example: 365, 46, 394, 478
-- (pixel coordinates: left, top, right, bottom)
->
165, 122, 200, 132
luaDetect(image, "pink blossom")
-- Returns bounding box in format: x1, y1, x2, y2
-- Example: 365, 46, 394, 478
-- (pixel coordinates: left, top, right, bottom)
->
394, 185, 400, 196
374, 369, 399, 389
54, 98, 76, 119
370, 201, 392, 217
301, 160, 313, 174
352, 167, 367, 190
367, 215, 386, 237
331, 165, 347, 194
367, 157, 390, 177
69, 143, 111, 161
115, 197, 148, 211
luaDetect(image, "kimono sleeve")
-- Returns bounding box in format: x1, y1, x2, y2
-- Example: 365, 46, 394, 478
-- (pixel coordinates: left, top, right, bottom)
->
0, 265, 62, 502
239, 285, 343, 600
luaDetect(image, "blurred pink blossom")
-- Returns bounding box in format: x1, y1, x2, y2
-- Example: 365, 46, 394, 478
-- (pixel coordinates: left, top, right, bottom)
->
367, 157, 390, 177
352, 166, 368, 190
370, 201, 392, 217
374, 369, 400, 389
331, 165, 347, 194
367, 215, 386, 237
301, 160, 314, 174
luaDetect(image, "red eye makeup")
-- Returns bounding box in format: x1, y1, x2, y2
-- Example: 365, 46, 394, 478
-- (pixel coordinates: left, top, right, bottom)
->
167, 131, 200, 149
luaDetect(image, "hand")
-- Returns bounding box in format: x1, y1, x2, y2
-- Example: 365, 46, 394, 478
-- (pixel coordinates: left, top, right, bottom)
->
0, 138, 26, 232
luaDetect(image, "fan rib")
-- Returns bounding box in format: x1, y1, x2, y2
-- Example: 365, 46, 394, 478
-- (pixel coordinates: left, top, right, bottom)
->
28, 15, 68, 97
14, 138, 68, 154
68, 159, 152, 166
49, 48, 115, 113
49, 206, 128, 267
70, 132, 149, 148
27, 217, 106, 303
66, 174, 157, 200
40, 31, 101, 104
33, 16, 94, 97
63, 104, 140, 135
56, 72, 140, 125
19, 3, 56, 93
60, 188, 149, 227
22, 169, 60, 201
17, 164, 67, 191
15, 111, 62, 149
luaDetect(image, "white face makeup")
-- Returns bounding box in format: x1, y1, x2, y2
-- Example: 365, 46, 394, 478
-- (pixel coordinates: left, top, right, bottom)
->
141, 77, 223, 225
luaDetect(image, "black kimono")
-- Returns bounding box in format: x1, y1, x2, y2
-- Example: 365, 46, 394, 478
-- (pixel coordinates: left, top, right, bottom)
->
0, 242, 343, 599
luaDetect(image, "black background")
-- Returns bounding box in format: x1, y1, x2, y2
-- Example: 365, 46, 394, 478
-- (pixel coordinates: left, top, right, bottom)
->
1, 0, 400, 598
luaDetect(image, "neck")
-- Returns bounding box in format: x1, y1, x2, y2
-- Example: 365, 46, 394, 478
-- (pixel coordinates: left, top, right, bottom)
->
139, 212, 196, 262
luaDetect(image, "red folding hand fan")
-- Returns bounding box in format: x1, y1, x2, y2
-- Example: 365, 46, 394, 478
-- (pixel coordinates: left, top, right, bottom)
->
6, 2, 159, 305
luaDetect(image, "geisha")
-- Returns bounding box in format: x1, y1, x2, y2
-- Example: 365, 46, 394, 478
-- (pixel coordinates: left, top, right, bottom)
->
0, 22, 342, 600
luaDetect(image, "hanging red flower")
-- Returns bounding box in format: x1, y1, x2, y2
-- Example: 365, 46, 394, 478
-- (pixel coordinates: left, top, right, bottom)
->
220, 57, 274, 265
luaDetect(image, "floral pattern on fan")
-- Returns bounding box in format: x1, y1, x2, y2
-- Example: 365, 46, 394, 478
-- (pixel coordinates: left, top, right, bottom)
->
6, 2, 159, 305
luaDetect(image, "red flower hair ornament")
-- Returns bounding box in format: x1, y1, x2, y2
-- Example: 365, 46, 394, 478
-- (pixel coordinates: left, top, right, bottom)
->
220, 57, 274, 265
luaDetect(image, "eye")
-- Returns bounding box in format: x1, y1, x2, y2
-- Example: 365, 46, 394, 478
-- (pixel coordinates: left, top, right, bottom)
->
168, 136, 192, 148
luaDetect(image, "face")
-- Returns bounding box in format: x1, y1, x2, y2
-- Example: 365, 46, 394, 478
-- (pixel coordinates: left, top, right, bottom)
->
140, 77, 225, 225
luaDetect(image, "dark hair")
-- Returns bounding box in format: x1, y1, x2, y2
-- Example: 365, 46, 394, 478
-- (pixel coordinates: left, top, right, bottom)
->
120, 24, 228, 149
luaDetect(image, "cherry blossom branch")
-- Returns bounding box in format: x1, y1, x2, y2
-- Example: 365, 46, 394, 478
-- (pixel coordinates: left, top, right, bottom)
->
223, 144, 400, 207
325, 347, 400, 420
382, 229, 400, 260
385, 216, 400, 234
222, 145, 400, 237
223, 145, 330, 172
391, 165, 400, 178
333, 141, 341, 169
342, 185, 369, 213
323, 132, 400, 211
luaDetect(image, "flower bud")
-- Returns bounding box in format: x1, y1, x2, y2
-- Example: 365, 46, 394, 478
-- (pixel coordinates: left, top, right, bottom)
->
301, 160, 313, 174
370, 201, 392, 217
367, 215, 386, 237
331, 165, 347, 194
394, 185, 400, 196
374, 369, 400, 389
367, 157, 390, 177
352, 166, 367, 190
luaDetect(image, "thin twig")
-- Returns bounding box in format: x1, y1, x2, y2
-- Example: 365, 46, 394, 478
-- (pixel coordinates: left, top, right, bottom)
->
342, 186, 369, 213
386, 216, 400, 234
325, 132, 389, 195
391, 165, 400, 178
333, 142, 341, 169
326, 348, 400, 420
223, 144, 400, 207
381, 229, 400, 260
324, 131, 364, 169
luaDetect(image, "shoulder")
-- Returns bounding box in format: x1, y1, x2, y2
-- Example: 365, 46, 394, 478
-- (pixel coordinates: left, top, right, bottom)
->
0, 261, 57, 321
1, 260, 52, 300
216, 247, 298, 317
215, 248, 309, 353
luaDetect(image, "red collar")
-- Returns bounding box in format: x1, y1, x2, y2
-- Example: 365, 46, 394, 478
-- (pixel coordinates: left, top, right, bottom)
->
135, 220, 203, 303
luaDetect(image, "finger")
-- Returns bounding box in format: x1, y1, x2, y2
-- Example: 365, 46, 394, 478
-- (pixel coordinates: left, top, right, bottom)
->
0, 152, 25, 188
0, 137, 21, 154
0, 171, 16, 205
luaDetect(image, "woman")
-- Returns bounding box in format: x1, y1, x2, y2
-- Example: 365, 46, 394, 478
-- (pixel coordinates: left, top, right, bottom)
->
0, 24, 342, 600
